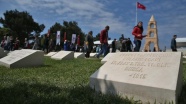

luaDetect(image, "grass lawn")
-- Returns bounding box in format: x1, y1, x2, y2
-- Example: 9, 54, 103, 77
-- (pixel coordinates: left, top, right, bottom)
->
0, 57, 185, 104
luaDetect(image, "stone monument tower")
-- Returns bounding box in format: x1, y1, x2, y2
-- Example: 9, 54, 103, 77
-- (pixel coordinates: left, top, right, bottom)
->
144, 15, 159, 52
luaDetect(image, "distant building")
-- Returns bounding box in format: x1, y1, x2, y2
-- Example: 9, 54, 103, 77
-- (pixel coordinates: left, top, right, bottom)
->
176, 38, 186, 48
167, 38, 186, 55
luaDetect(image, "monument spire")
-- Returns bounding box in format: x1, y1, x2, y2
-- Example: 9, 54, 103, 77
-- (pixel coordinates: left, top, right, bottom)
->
150, 15, 155, 21
143, 15, 159, 52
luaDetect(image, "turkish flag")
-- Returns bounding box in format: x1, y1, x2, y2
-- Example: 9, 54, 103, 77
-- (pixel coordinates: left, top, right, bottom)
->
137, 2, 146, 10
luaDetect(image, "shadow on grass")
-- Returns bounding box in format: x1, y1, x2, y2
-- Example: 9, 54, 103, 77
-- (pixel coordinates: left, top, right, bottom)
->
178, 83, 186, 104
0, 82, 136, 104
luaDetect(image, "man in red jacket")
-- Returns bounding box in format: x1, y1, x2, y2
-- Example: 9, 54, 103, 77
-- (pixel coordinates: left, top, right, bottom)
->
132, 21, 147, 52
96, 25, 110, 58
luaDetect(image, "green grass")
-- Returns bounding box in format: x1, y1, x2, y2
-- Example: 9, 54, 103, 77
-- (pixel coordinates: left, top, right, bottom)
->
0, 57, 185, 104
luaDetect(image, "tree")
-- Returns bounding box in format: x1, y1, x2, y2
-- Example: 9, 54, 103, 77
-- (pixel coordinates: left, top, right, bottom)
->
0, 27, 15, 40
49, 21, 85, 46
0, 9, 45, 44
49, 22, 63, 40
94, 33, 100, 41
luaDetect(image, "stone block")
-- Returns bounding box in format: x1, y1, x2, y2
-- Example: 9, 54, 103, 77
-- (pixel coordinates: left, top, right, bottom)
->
0, 49, 44, 68
51, 51, 74, 60
90, 52, 183, 104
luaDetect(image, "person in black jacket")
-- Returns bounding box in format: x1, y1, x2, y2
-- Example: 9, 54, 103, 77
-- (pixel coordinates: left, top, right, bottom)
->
112, 39, 116, 52
44, 34, 49, 54
126, 38, 133, 52
171, 35, 177, 52
85, 31, 94, 58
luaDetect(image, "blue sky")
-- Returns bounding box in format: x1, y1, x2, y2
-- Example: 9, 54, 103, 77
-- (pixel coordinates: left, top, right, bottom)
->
0, 0, 186, 50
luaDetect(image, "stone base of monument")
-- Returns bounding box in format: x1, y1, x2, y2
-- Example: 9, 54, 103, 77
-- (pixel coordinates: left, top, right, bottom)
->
90, 52, 183, 104
45, 52, 57, 57
74, 52, 85, 58
0, 49, 44, 68
90, 53, 97, 57
0, 48, 8, 58
51, 51, 74, 60
101, 53, 116, 64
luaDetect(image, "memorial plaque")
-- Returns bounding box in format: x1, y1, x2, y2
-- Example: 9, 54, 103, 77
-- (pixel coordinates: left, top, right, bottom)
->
101, 53, 116, 64
90, 52, 183, 104
0, 49, 44, 68
45, 52, 57, 57
51, 51, 74, 60
74, 52, 85, 58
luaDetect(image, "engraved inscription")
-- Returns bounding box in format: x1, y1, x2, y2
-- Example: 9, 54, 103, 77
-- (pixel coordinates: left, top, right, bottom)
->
129, 73, 147, 79
124, 67, 143, 72
109, 53, 175, 80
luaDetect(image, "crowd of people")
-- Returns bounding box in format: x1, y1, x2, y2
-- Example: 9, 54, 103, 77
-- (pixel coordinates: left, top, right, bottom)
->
0, 35, 20, 51
85, 21, 145, 58
0, 21, 177, 57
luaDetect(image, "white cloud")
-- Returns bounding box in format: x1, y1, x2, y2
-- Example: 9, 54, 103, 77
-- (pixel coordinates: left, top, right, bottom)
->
13, 0, 130, 35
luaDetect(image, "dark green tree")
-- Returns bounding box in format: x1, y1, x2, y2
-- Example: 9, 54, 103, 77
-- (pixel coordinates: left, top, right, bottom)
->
0, 9, 45, 44
49, 22, 63, 40
49, 21, 85, 46
93, 33, 100, 41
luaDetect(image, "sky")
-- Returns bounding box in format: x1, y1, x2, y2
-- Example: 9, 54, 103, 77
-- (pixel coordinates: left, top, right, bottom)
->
0, 0, 186, 50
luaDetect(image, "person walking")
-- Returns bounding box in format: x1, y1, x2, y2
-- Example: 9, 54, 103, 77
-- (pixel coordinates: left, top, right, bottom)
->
96, 25, 110, 58
85, 31, 94, 58
24, 38, 29, 49
111, 39, 116, 52
132, 21, 147, 52
126, 38, 133, 52
44, 34, 49, 53
171, 35, 177, 52
32, 35, 39, 50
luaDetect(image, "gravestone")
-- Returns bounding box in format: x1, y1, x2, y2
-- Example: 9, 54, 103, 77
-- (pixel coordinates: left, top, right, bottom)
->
90, 53, 97, 57
74, 52, 85, 58
90, 52, 183, 104
101, 53, 116, 64
0, 49, 44, 68
0, 48, 8, 58
183, 56, 186, 59
51, 51, 74, 60
45, 52, 57, 57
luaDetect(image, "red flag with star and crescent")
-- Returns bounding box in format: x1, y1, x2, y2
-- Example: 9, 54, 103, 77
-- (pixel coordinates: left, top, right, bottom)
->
137, 2, 146, 10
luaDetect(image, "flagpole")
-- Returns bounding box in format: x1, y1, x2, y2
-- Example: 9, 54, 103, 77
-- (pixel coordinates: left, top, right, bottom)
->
136, 1, 138, 25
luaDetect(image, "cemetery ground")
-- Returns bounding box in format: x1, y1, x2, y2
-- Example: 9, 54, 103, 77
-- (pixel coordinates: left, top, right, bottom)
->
0, 57, 185, 104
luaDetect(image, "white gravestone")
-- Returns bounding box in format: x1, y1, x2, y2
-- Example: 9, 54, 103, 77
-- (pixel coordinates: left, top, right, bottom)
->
0, 49, 44, 68
51, 51, 74, 60
101, 53, 116, 64
74, 52, 85, 58
90, 53, 97, 57
0, 48, 8, 58
45, 52, 57, 57
90, 52, 183, 104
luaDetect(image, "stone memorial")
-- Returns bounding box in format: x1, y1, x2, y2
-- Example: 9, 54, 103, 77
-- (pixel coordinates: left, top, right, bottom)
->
0, 49, 44, 68
90, 52, 183, 104
0, 47, 8, 58
45, 52, 57, 57
51, 51, 74, 60
101, 53, 116, 64
74, 52, 85, 58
